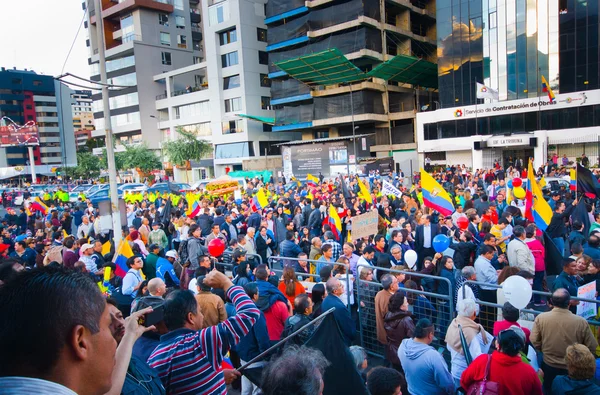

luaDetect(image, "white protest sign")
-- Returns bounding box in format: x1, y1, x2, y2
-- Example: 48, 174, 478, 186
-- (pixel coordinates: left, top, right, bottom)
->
382, 180, 402, 199
576, 281, 596, 319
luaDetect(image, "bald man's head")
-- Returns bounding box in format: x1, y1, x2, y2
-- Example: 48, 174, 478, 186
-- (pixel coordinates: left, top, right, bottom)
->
550, 288, 570, 309
148, 278, 166, 297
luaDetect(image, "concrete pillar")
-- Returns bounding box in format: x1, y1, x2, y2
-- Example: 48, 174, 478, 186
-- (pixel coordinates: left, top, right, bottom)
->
472, 146, 484, 170
533, 130, 547, 169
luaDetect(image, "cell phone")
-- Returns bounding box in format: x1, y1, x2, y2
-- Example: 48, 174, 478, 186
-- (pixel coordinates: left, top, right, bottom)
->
138, 305, 164, 327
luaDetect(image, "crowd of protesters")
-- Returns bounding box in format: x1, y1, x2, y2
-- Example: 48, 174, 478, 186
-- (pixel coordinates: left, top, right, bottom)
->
1, 158, 600, 394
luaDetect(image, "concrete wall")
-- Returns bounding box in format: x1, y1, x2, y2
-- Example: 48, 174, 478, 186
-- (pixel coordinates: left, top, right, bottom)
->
55, 81, 78, 167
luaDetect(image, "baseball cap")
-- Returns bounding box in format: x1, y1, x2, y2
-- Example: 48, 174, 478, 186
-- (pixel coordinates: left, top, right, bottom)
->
165, 250, 178, 259
233, 249, 247, 260
149, 243, 160, 251
80, 243, 94, 253
131, 296, 165, 314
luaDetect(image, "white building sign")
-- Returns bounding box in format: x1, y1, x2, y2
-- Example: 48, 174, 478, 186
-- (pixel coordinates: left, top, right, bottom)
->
487, 136, 530, 147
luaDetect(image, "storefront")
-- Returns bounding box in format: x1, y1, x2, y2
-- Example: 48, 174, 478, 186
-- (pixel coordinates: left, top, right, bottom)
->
416, 89, 600, 169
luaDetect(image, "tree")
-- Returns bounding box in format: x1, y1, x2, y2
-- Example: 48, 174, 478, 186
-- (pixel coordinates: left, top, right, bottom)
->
68, 152, 102, 179
163, 128, 212, 181
121, 144, 162, 173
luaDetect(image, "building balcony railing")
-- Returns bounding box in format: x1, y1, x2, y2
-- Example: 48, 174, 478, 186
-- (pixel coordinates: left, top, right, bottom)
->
155, 84, 209, 100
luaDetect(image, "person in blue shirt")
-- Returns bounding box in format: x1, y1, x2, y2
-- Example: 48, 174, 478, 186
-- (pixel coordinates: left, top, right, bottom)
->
156, 250, 181, 288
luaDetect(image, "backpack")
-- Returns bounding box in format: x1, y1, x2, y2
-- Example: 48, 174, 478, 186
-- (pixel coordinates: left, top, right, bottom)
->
178, 239, 190, 267
44, 245, 64, 266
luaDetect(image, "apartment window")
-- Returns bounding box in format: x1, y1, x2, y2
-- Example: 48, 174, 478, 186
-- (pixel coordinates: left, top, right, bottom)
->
257, 28, 267, 42
161, 52, 172, 65
221, 51, 238, 68
160, 32, 171, 46
223, 75, 240, 90
215, 142, 253, 158
175, 101, 210, 119
107, 72, 137, 86
209, 1, 229, 26
219, 28, 237, 45
181, 122, 212, 137
175, 16, 185, 29
193, 40, 202, 51
221, 119, 244, 134
260, 73, 271, 87
224, 97, 242, 112
159, 13, 169, 26
258, 51, 268, 65
177, 34, 187, 48
121, 14, 134, 38
260, 96, 271, 110
193, 56, 203, 64
174, 0, 184, 10
25, 104, 32, 110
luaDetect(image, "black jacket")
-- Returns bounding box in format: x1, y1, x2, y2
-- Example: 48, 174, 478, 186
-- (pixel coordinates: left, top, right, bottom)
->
308, 208, 322, 231
415, 224, 439, 251
247, 212, 262, 230
546, 204, 576, 238
282, 313, 314, 345
197, 213, 213, 236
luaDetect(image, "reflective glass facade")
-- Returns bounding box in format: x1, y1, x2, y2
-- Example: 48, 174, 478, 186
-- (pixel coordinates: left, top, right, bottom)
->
559, 0, 600, 93
437, 0, 559, 107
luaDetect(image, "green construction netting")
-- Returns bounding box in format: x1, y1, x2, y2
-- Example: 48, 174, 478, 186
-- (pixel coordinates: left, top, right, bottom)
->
236, 114, 275, 125
367, 55, 438, 89
274, 48, 367, 86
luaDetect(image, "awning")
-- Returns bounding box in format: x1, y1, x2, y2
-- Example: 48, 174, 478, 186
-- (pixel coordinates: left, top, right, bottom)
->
236, 114, 275, 125
274, 48, 367, 86
367, 55, 438, 89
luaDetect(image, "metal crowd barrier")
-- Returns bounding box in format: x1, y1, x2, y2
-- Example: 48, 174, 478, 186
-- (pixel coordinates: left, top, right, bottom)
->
356, 264, 454, 358
268, 256, 352, 309
463, 280, 600, 335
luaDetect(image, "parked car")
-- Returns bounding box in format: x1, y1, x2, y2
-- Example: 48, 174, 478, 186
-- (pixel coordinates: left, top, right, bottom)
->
147, 182, 191, 194
88, 188, 124, 206
541, 176, 570, 192
118, 183, 147, 193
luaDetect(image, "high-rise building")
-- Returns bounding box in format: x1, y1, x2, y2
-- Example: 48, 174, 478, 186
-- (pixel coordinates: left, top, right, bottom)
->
71, 90, 95, 148
416, 0, 600, 170
265, 0, 437, 171
154, 0, 299, 179
84, 0, 205, 148
0, 67, 77, 170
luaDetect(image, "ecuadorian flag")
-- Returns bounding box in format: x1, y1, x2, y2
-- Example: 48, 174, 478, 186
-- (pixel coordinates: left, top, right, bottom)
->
306, 173, 319, 186
527, 160, 552, 231
113, 240, 134, 278
569, 169, 577, 191
420, 168, 454, 216
327, 205, 342, 240
541, 75, 556, 103
251, 188, 269, 211
185, 192, 201, 217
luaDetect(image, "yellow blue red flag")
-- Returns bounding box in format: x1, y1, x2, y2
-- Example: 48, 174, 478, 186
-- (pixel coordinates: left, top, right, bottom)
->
420, 168, 454, 216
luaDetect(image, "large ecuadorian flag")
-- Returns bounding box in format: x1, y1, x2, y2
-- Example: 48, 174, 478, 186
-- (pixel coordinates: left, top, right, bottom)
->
527, 160, 552, 231
113, 240, 134, 278
420, 169, 454, 216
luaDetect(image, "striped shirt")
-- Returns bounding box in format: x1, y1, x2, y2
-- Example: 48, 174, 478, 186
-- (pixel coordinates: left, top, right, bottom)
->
0, 377, 77, 395
148, 286, 260, 394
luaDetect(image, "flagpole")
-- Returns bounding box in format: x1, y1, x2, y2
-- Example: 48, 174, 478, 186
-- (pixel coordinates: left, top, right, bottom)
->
575, 164, 578, 201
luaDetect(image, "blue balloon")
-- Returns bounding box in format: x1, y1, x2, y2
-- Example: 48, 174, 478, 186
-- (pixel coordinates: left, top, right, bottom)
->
432, 234, 451, 253
506, 179, 513, 189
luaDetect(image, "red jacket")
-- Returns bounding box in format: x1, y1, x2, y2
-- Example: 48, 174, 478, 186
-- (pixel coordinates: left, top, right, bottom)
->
263, 300, 289, 341
461, 352, 542, 395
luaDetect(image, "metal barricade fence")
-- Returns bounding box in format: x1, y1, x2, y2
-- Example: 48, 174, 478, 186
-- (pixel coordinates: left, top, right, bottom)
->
218, 251, 263, 275
463, 280, 600, 335
356, 264, 454, 358
268, 256, 352, 309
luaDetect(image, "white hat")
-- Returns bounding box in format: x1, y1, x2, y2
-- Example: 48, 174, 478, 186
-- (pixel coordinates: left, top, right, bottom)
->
80, 243, 94, 253
165, 250, 178, 259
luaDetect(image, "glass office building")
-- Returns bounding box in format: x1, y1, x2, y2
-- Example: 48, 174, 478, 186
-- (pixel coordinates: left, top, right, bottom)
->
437, 0, 561, 107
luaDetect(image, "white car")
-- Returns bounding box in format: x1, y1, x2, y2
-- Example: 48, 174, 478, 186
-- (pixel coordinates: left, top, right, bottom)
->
118, 183, 148, 193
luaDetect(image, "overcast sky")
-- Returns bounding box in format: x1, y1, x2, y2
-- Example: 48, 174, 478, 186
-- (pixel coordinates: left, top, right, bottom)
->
0, 0, 90, 80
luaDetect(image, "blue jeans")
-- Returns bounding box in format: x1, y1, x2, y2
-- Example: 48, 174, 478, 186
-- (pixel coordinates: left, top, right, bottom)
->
553, 237, 565, 258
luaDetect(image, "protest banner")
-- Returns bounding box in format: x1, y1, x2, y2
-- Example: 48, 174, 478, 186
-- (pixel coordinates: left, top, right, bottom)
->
351, 210, 379, 240
382, 180, 402, 199
576, 281, 596, 319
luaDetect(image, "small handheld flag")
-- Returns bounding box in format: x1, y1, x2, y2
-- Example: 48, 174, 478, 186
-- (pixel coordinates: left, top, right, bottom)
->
541, 75, 556, 103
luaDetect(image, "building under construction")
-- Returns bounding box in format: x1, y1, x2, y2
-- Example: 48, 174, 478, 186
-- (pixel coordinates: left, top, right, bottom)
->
265, 0, 438, 172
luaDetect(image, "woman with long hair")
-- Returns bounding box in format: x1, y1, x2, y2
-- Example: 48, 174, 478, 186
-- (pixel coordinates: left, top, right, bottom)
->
384, 290, 415, 372
278, 266, 306, 306
310, 283, 326, 319
232, 261, 252, 288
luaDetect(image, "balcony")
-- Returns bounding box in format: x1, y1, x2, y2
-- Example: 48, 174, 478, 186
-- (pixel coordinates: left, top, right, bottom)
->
101, 0, 174, 20
155, 84, 209, 100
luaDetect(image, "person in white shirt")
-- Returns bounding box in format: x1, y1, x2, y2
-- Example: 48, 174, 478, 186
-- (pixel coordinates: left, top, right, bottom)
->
77, 215, 92, 239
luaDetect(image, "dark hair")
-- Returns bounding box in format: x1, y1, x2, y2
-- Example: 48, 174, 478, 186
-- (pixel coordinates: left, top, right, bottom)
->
563, 257, 577, 268
126, 256, 138, 268
363, 246, 376, 255
367, 367, 406, 395
498, 218, 509, 226
572, 221, 583, 231
189, 224, 200, 234
236, 261, 250, 279
388, 290, 407, 313
483, 233, 496, 242
501, 302, 519, 322
319, 265, 332, 282
255, 264, 269, 281
498, 329, 525, 357
0, 267, 106, 376
571, 243, 583, 255
479, 245, 496, 256
374, 234, 385, 244
294, 294, 311, 315
261, 346, 330, 395
136, 280, 148, 298
551, 288, 571, 309
163, 290, 198, 331
321, 244, 332, 254
414, 318, 435, 339
525, 225, 536, 239
311, 283, 326, 304
243, 282, 259, 300
513, 225, 525, 238
196, 275, 211, 292
63, 237, 74, 249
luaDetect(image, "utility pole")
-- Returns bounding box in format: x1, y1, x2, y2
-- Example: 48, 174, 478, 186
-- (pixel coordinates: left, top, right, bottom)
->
94, 0, 122, 246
